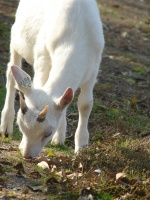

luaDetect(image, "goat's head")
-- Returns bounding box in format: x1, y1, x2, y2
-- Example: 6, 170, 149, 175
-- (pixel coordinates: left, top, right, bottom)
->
11, 66, 73, 159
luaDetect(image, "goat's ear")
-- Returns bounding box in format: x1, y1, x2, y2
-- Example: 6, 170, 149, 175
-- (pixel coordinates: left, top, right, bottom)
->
55, 88, 74, 110
19, 92, 28, 114
11, 66, 32, 94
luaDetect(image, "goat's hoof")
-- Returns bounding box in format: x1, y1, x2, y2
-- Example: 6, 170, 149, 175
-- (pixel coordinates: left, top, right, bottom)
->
75, 145, 88, 155
3, 128, 9, 138
5, 132, 9, 138
51, 139, 65, 145
0, 129, 9, 138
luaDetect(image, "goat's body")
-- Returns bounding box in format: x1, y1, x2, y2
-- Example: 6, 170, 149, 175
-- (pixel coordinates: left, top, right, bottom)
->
0, 0, 104, 157
13, 0, 103, 90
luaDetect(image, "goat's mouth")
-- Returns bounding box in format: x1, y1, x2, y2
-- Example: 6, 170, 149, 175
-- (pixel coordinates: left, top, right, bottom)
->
19, 143, 42, 159
21, 151, 41, 160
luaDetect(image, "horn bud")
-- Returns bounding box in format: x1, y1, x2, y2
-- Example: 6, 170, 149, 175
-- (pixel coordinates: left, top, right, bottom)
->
19, 92, 28, 114
37, 105, 49, 122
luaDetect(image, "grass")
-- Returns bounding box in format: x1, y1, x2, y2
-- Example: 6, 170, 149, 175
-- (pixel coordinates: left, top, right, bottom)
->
0, 84, 6, 111
12, 125, 22, 140
133, 66, 145, 74
0, 85, 149, 198
91, 103, 150, 135
96, 192, 113, 200
46, 144, 73, 154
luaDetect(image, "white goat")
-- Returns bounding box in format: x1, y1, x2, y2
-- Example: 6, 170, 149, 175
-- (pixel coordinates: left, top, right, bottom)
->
0, 0, 104, 158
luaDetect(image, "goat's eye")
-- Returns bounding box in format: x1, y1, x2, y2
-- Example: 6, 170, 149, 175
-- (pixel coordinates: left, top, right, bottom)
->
44, 131, 52, 139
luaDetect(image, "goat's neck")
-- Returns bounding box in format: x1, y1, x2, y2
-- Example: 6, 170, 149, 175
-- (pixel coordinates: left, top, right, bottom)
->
44, 67, 76, 98
44, 47, 80, 97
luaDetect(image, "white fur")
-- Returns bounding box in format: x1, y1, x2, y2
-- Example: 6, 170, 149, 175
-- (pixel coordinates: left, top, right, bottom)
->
0, 0, 104, 158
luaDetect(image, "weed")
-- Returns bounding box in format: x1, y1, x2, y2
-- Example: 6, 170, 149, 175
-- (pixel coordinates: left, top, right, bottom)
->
0, 84, 6, 111
133, 66, 144, 74
12, 125, 22, 141
96, 192, 113, 200
0, 135, 11, 143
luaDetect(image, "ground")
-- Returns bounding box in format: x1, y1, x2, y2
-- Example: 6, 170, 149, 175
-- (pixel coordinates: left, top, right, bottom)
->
0, 0, 150, 199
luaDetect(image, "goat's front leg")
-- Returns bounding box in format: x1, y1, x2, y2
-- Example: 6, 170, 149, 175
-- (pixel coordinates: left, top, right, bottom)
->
51, 111, 66, 145
0, 50, 21, 137
33, 57, 51, 88
33, 44, 51, 88
75, 83, 94, 153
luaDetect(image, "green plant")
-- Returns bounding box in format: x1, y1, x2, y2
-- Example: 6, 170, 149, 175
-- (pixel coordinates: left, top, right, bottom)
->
0, 84, 6, 111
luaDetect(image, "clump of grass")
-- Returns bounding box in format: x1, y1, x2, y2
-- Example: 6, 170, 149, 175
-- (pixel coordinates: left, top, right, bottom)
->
96, 192, 113, 200
45, 143, 72, 155
133, 66, 144, 74
0, 84, 6, 111
12, 125, 22, 141
0, 136, 11, 143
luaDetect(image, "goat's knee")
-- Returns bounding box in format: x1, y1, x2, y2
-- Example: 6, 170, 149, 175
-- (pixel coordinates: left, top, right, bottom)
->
0, 61, 19, 137
51, 114, 66, 145
74, 85, 94, 152
0, 107, 15, 137
78, 101, 93, 118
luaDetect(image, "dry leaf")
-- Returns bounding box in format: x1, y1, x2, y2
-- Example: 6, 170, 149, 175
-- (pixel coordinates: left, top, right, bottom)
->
28, 171, 41, 179
14, 162, 25, 174
121, 32, 128, 38
94, 168, 101, 174
66, 172, 75, 179
22, 186, 29, 194
0, 177, 5, 184
116, 172, 126, 181
116, 172, 130, 185
0, 160, 11, 166
130, 95, 138, 109
112, 4, 120, 8
78, 162, 83, 169
96, 141, 101, 147
0, 165, 5, 175
108, 172, 117, 179
78, 188, 94, 200
27, 185, 43, 192
112, 133, 121, 138
47, 150, 56, 157
0, 147, 8, 150
37, 161, 49, 169
115, 193, 131, 200
46, 177, 59, 185
51, 165, 57, 172
130, 178, 138, 185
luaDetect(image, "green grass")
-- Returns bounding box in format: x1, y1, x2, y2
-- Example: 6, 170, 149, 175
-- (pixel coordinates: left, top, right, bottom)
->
0, 21, 10, 45
46, 143, 72, 154
133, 66, 145, 74
96, 192, 113, 200
12, 125, 22, 140
0, 84, 6, 111
102, 8, 119, 18
0, 136, 11, 143
46, 192, 78, 200
92, 104, 150, 135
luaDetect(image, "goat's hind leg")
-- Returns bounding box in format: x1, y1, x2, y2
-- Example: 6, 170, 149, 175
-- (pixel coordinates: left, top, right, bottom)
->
0, 49, 21, 137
